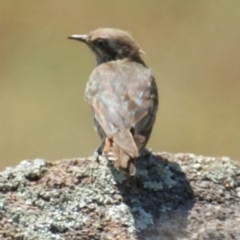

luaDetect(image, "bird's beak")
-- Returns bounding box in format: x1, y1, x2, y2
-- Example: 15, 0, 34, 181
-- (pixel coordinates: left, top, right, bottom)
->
68, 34, 88, 43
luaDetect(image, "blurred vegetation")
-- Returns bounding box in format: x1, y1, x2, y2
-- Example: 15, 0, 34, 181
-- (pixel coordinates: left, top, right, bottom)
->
1, 1, 240, 170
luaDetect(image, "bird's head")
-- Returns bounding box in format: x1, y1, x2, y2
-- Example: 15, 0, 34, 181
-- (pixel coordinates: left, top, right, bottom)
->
68, 28, 145, 65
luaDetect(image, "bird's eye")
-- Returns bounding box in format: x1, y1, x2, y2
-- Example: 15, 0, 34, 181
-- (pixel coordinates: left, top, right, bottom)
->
95, 39, 106, 47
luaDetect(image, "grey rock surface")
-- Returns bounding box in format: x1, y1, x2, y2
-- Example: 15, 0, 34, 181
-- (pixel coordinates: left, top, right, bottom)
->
0, 152, 239, 240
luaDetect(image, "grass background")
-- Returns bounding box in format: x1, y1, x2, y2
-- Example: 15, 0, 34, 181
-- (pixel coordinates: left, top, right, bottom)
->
1, 1, 240, 170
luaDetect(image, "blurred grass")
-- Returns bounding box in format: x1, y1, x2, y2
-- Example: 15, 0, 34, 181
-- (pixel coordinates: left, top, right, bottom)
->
1, 1, 240, 170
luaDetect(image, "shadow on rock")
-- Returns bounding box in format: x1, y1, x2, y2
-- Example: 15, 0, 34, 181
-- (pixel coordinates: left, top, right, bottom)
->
109, 152, 195, 240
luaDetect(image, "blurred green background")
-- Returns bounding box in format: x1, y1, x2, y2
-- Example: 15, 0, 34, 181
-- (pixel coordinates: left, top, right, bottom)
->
1, 1, 240, 170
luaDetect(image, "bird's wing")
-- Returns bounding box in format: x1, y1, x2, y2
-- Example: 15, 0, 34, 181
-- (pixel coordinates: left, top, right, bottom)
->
85, 61, 158, 157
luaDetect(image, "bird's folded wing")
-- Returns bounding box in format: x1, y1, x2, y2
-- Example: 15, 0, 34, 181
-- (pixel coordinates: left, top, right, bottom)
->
93, 100, 139, 158
85, 62, 158, 157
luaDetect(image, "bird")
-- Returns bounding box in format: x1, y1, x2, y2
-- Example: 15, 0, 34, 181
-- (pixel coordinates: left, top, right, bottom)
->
68, 28, 158, 176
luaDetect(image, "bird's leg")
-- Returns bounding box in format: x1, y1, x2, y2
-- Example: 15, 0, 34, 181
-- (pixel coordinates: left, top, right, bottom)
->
93, 140, 105, 162
127, 158, 137, 176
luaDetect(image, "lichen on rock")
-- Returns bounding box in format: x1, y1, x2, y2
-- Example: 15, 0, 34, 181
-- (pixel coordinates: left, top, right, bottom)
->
0, 152, 240, 240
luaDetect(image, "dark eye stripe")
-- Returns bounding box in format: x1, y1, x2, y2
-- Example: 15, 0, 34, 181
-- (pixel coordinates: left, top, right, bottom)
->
95, 38, 106, 47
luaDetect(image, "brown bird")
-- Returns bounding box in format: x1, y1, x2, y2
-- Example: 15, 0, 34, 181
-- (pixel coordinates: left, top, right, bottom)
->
68, 28, 158, 175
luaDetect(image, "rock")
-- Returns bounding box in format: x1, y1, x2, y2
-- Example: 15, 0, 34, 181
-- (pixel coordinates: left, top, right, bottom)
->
0, 152, 239, 240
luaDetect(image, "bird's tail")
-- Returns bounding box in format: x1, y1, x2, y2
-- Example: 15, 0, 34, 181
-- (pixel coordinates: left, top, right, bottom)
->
104, 140, 135, 175
103, 132, 145, 175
